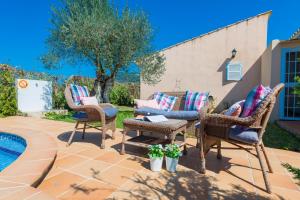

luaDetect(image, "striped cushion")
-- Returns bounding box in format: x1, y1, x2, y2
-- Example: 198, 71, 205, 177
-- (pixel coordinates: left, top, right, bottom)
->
153, 92, 177, 111
184, 91, 208, 111
240, 85, 272, 117
70, 84, 90, 105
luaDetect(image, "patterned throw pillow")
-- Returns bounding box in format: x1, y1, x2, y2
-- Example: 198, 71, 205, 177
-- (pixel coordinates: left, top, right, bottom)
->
240, 85, 272, 117
224, 100, 245, 117
153, 92, 178, 111
184, 91, 208, 111
70, 84, 90, 105
134, 99, 160, 109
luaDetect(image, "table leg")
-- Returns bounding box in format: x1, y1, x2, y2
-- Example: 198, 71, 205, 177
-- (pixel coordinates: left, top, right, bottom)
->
217, 140, 222, 159
196, 127, 200, 148
82, 122, 86, 140
183, 128, 188, 155
170, 133, 176, 144
121, 128, 127, 155
199, 124, 206, 174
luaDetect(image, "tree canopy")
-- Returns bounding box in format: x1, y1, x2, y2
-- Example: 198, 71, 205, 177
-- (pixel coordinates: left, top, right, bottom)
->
42, 0, 165, 102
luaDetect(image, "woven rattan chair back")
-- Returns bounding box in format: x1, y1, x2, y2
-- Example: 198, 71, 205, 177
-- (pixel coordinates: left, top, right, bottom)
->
247, 83, 284, 142
64, 85, 77, 109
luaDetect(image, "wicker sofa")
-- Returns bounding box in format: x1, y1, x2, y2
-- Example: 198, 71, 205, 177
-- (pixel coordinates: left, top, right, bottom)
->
134, 92, 213, 135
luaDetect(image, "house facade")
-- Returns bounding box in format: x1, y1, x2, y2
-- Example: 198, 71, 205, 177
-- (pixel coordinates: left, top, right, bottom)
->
262, 37, 300, 120
140, 11, 300, 121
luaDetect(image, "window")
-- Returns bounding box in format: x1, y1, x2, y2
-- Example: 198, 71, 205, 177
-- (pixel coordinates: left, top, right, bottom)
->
281, 48, 300, 119
226, 63, 242, 81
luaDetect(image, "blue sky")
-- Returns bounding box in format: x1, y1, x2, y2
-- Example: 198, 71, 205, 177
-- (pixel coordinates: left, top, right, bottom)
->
0, 0, 300, 77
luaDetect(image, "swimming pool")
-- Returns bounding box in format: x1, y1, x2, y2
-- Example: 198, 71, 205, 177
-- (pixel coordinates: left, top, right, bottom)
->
0, 133, 26, 172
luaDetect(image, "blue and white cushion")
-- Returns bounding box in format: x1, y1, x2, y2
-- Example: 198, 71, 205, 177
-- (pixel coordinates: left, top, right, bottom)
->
153, 92, 177, 112
70, 84, 89, 105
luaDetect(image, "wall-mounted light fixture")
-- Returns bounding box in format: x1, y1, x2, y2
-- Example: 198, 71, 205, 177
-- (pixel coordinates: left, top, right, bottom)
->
231, 48, 237, 59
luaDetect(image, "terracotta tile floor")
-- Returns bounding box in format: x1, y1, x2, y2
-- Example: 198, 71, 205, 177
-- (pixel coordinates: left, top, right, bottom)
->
0, 117, 300, 200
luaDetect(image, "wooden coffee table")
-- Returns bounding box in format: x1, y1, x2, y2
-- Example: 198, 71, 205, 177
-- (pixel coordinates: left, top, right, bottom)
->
121, 118, 188, 155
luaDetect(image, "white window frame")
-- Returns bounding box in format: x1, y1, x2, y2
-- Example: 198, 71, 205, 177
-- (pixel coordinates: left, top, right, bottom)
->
226, 63, 242, 81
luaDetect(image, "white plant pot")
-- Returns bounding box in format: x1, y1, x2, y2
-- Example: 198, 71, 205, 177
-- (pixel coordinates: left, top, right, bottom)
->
166, 156, 179, 172
149, 156, 163, 172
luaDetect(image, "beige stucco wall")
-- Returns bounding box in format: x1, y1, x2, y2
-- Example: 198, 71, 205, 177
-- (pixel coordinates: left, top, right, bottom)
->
262, 39, 300, 121
261, 39, 281, 121
141, 12, 271, 111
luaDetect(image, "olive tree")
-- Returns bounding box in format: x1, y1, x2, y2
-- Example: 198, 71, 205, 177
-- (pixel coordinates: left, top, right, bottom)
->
42, 0, 165, 102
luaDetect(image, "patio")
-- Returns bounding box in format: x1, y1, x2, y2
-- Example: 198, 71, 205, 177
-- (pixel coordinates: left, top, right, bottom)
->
0, 116, 299, 200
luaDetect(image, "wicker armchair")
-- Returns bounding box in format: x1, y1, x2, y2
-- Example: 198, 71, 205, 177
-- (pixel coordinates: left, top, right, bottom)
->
64, 85, 117, 149
197, 83, 284, 193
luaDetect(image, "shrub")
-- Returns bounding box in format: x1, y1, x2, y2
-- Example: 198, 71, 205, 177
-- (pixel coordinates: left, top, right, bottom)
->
109, 84, 133, 106
52, 84, 68, 109
0, 68, 17, 117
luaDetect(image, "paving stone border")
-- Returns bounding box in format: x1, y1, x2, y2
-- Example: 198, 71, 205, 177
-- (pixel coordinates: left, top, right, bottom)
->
0, 128, 57, 199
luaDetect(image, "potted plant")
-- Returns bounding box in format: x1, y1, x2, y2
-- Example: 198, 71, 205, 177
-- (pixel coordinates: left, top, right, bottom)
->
165, 144, 182, 172
148, 144, 164, 172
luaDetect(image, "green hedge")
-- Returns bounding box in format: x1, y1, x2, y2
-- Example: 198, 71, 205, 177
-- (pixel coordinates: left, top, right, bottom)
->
0, 68, 17, 117
109, 84, 134, 106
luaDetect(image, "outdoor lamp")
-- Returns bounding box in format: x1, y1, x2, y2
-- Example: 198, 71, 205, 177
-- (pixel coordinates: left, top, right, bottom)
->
231, 48, 237, 58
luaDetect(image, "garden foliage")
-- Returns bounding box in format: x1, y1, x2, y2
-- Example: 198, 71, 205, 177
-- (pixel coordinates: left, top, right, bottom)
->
282, 163, 300, 181
0, 67, 17, 117
109, 84, 133, 106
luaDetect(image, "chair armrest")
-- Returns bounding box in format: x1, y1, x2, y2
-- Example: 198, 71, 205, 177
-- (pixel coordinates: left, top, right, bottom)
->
202, 113, 255, 127
199, 106, 209, 121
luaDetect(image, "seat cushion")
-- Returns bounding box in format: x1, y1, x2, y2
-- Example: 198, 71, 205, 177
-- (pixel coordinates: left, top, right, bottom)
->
72, 112, 88, 120
73, 107, 118, 120
229, 125, 259, 144
103, 107, 118, 118
134, 107, 199, 121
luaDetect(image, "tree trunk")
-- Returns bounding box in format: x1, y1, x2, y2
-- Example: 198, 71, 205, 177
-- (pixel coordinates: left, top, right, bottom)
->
94, 74, 115, 103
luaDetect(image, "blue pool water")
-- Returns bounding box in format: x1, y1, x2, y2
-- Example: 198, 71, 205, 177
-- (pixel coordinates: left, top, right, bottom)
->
0, 133, 26, 172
